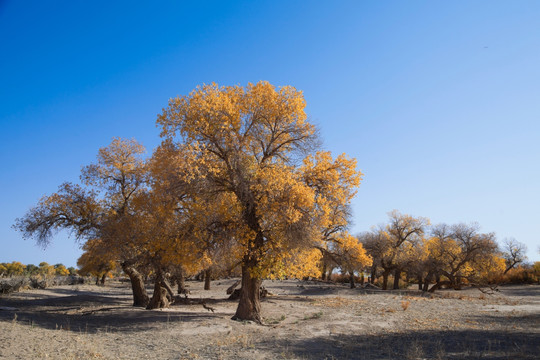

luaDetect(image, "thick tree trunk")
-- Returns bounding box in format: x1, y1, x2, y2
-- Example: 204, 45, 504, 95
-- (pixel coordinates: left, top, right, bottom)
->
454, 275, 462, 290
393, 269, 401, 290
100, 273, 106, 285
204, 269, 211, 290
147, 270, 170, 310
121, 262, 149, 307
321, 261, 327, 281
95, 276, 100, 285
349, 272, 356, 289
417, 274, 423, 290
382, 270, 390, 290
232, 264, 262, 323
423, 272, 433, 292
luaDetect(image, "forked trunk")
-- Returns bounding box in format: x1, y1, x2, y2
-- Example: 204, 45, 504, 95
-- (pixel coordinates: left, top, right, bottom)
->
232, 264, 262, 323
423, 272, 433, 292
121, 262, 149, 307
204, 269, 211, 290
393, 269, 401, 290
147, 270, 170, 310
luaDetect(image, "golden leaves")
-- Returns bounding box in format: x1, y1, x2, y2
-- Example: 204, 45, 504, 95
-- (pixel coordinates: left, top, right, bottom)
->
334, 232, 373, 272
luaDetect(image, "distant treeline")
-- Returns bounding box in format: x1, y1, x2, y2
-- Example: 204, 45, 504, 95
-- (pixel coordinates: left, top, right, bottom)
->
0, 261, 77, 277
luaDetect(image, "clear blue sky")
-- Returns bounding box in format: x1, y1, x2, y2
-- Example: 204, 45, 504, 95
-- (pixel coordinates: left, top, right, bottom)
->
1, 1, 539, 267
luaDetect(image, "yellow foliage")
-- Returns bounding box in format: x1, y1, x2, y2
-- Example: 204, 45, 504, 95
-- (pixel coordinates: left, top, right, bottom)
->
156, 81, 349, 281
334, 232, 372, 274
5, 261, 26, 276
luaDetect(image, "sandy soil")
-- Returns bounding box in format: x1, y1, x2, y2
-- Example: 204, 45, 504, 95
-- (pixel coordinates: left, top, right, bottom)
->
0, 279, 539, 359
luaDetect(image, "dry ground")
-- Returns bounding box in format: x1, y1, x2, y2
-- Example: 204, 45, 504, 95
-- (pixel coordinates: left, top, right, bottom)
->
0, 279, 538, 359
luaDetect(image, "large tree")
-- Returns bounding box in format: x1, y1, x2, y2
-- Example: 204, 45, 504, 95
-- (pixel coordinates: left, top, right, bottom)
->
157, 81, 359, 322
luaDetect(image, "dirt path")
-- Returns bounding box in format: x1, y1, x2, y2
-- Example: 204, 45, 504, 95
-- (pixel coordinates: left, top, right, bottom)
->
1, 280, 538, 359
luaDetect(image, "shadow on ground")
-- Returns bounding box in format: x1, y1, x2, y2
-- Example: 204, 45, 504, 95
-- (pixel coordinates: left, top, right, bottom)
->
0, 290, 228, 333
258, 330, 540, 360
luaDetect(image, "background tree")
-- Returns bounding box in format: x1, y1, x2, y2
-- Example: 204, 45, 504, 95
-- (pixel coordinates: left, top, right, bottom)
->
24, 264, 40, 276
501, 237, 527, 274
426, 223, 500, 291
359, 230, 387, 285
4, 261, 26, 276
38, 262, 56, 276
369, 211, 428, 290
77, 238, 118, 285
54, 263, 70, 276
301, 151, 362, 280
333, 232, 372, 288
0, 263, 7, 277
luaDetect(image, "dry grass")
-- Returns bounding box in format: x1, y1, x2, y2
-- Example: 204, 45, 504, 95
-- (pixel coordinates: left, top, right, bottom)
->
0, 280, 538, 359
401, 300, 410, 311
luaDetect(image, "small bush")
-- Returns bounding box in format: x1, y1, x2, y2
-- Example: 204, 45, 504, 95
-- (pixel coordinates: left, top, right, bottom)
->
0, 275, 84, 295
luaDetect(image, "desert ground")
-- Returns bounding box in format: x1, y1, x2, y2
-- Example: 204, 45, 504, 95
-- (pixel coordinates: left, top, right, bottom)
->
0, 279, 538, 359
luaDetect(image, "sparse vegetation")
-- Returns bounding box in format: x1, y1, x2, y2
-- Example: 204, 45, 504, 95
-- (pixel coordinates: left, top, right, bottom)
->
1, 279, 538, 359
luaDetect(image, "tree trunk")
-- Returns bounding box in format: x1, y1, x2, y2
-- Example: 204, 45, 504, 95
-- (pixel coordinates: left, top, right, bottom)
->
321, 261, 327, 281
349, 272, 356, 289
382, 270, 390, 290
393, 269, 401, 290
100, 273, 106, 285
417, 274, 423, 290
360, 273, 365, 285
147, 270, 170, 310
204, 269, 211, 290
232, 263, 262, 323
370, 264, 377, 284
121, 262, 149, 307
95, 276, 99, 285
176, 269, 187, 294
327, 266, 334, 281
161, 277, 175, 299
454, 275, 462, 290
423, 272, 433, 292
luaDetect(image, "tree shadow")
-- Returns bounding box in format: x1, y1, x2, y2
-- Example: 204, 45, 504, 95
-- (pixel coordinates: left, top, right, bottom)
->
257, 330, 540, 359
0, 291, 226, 334
496, 285, 540, 298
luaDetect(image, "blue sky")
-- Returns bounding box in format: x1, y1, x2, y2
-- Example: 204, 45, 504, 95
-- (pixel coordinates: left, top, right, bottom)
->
1, 1, 539, 267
